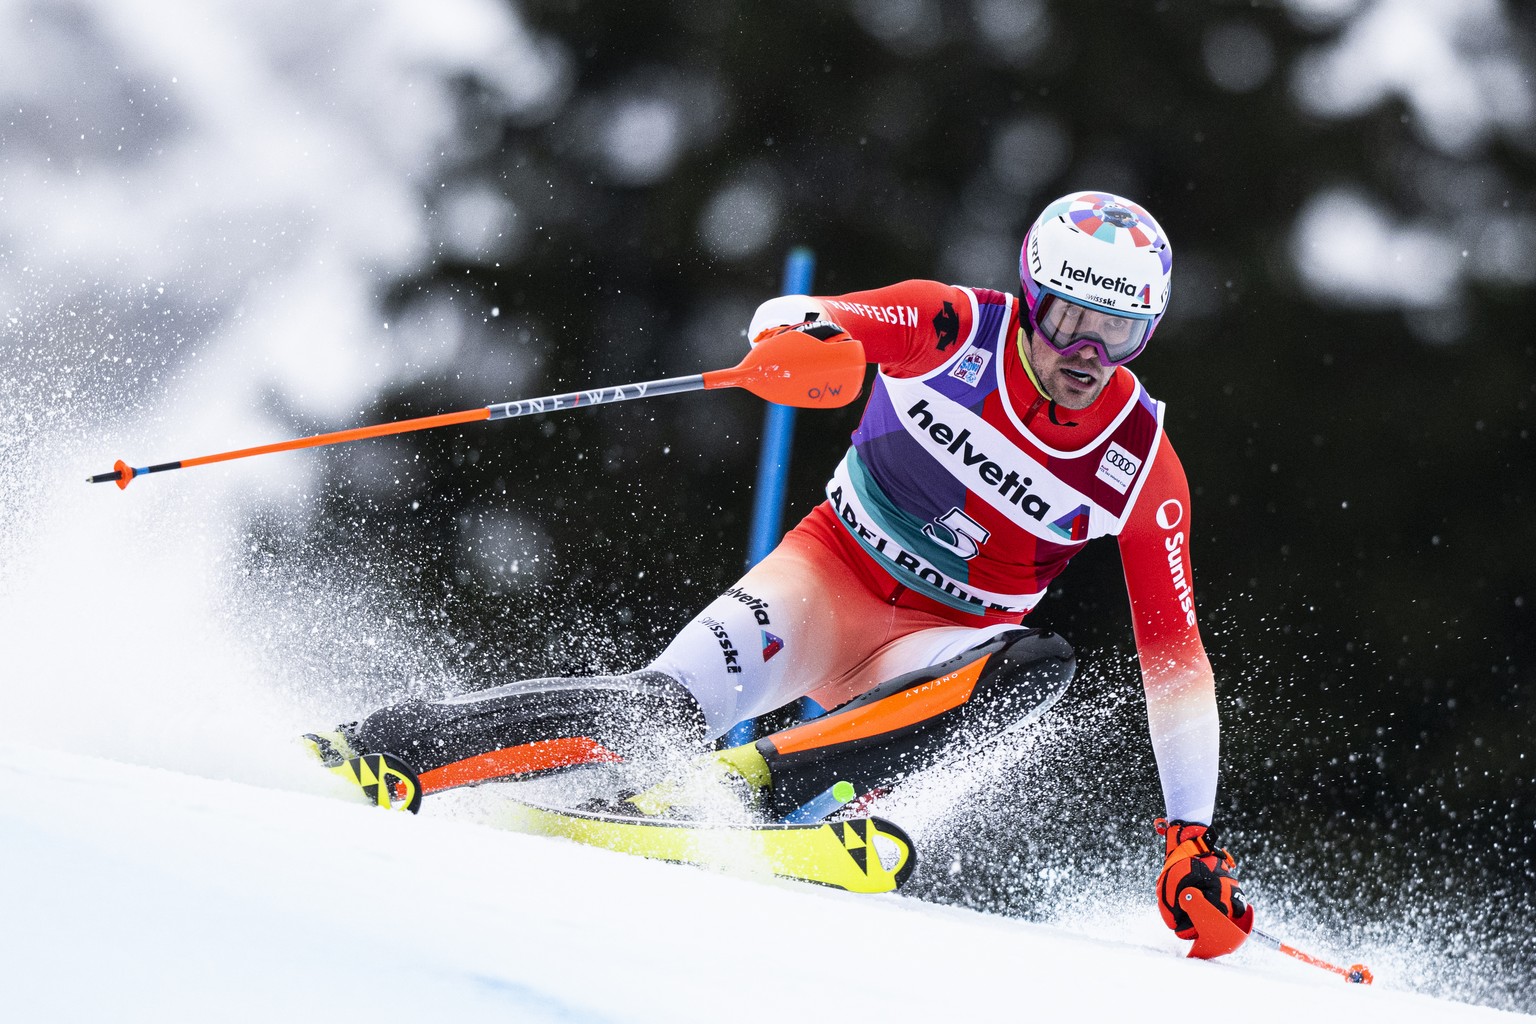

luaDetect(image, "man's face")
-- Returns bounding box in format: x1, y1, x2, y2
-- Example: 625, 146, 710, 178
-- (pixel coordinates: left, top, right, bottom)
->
1024, 329, 1114, 409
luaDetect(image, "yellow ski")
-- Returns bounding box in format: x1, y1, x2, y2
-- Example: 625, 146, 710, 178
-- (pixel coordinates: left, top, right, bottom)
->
490, 797, 917, 894
311, 744, 917, 893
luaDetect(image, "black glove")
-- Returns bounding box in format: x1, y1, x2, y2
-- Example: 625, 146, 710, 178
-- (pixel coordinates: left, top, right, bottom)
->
751, 319, 851, 346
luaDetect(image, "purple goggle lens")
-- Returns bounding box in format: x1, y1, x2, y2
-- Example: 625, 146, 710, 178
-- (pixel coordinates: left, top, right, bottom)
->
1033, 293, 1151, 367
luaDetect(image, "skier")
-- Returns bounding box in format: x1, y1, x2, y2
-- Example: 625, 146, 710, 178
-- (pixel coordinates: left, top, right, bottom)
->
310, 190, 1251, 943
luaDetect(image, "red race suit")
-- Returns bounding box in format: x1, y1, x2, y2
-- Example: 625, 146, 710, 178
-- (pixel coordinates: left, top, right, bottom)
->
734, 280, 1221, 823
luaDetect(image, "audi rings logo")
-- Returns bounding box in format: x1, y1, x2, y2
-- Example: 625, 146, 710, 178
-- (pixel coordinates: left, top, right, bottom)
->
1095, 442, 1142, 495
1156, 499, 1183, 530
1105, 450, 1138, 475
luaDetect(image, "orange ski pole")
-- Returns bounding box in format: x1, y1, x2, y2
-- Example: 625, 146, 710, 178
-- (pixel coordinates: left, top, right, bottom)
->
1249, 927, 1373, 984
88, 330, 865, 490
1181, 895, 1372, 983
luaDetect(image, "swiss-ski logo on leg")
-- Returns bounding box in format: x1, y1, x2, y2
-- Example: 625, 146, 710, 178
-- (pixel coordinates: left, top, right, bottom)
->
761, 630, 784, 661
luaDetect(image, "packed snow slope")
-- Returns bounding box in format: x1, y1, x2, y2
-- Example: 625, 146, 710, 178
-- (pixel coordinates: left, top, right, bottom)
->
2, 742, 1524, 1024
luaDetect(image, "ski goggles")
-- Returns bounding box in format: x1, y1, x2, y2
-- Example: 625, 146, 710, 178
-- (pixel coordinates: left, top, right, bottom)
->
1032, 291, 1152, 366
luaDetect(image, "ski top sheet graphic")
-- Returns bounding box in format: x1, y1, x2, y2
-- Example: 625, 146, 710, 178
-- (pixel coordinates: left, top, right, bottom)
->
489, 795, 917, 894
314, 747, 916, 894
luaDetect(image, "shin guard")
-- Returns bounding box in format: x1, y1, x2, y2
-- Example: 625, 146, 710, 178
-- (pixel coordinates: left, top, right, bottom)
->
752, 628, 1075, 816
350, 671, 708, 796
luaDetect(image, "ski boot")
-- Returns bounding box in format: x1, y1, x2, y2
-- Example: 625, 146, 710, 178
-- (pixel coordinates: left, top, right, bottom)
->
303, 723, 423, 813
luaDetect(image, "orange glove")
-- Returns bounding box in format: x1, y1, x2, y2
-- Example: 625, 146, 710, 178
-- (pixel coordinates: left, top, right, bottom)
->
751, 319, 851, 347
1155, 818, 1254, 939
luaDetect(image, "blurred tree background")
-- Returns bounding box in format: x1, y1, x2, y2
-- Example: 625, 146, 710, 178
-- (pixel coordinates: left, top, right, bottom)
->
278, 0, 1531, 1003
4, 0, 1531, 1007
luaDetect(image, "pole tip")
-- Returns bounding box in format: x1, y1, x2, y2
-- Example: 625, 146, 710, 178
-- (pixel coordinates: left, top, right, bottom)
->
88, 460, 133, 487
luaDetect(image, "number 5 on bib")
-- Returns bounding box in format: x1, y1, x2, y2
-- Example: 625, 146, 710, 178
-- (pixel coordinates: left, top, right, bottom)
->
923, 507, 991, 560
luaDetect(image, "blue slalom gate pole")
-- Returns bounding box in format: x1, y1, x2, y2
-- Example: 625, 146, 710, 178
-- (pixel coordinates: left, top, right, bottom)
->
725, 248, 816, 748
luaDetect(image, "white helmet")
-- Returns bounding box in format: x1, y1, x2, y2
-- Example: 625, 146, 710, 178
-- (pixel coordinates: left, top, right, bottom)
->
1019, 191, 1172, 365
